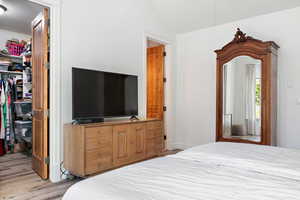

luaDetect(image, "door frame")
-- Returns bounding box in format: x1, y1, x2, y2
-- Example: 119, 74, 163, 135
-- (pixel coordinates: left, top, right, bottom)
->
143, 33, 172, 150
29, 0, 61, 182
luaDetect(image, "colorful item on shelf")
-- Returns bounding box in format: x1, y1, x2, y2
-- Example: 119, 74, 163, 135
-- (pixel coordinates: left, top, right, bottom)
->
5, 39, 27, 56
6, 43, 24, 56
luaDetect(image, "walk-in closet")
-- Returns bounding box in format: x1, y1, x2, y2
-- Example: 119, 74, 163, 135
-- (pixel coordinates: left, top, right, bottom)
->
0, 0, 50, 182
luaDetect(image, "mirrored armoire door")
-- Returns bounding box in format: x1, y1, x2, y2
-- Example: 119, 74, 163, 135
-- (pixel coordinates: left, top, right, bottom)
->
215, 28, 279, 146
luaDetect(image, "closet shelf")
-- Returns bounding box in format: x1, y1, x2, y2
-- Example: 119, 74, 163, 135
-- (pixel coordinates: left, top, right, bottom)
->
0, 70, 23, 75
0, 52, 23, 60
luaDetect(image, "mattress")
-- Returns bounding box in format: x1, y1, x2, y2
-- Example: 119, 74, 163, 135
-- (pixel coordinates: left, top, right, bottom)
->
63, 142, 300, 200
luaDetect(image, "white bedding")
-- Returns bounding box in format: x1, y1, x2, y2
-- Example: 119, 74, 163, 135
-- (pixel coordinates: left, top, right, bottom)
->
63, 142, 300, 200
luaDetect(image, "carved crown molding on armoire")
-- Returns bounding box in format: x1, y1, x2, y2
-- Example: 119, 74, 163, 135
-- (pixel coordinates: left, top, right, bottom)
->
215, 28, 279, 146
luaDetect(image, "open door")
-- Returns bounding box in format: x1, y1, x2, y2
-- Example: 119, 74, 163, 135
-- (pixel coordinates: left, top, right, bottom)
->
147, 45, 165, 120
31, 8, 49, 179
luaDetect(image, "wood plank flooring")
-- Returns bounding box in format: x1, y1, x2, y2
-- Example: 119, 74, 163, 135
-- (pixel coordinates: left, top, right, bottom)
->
0, 150, 182, 200
0, 153, 76, 200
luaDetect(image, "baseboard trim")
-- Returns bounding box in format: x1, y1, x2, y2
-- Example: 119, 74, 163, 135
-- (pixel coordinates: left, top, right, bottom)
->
169, 143, 190, 150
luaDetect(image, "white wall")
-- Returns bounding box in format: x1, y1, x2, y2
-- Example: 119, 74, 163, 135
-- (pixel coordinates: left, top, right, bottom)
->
61, 1, 175, 121
175, 7, 300, 149
0, 29, 30, 50
59, 0, 176, 170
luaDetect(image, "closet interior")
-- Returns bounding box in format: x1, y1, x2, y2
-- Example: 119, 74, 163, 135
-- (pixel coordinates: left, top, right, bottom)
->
0, 39, 32, 156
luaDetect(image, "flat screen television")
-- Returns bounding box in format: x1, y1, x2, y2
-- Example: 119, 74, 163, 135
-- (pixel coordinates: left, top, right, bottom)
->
72, 68, 138, 123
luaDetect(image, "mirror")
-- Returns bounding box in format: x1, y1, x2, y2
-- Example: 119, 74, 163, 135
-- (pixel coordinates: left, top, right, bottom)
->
222, 56, 262, 142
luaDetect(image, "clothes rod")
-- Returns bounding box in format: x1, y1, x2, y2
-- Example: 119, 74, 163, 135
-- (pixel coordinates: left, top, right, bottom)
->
0, 70, 23, 75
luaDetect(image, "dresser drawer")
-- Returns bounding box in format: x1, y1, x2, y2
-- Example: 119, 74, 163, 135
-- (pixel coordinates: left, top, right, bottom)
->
85, 126, 112, 150
146, 121, 163, 139
85, 147, 113, 174
146, 128, 163, 139
146, 121, 163, 130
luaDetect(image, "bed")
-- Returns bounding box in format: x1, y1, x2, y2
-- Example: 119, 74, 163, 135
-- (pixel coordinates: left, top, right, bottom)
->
63, 142, 300, 200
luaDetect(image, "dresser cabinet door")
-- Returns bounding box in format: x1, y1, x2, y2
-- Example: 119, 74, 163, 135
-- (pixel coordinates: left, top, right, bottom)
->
131, 123, 146, 161
113, 125, 131, 166
85, 126, 113, 175
146, 121, 163, 157
146, 137, 163, 157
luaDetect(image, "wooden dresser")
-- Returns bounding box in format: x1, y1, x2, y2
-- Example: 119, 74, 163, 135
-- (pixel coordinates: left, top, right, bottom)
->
64, 119, 163, 177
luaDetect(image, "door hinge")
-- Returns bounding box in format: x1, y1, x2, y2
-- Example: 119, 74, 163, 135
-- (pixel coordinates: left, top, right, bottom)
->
32, 110, 36, 117
45, 62, 50, 69
32, 110, 49, 118
163, 106, 167, 112
163, 77, 167, 83
45, 109, 50, 118
163, 51, 166, 57
164, 135, 167, 140
44, 157, 50, 165
46, 18, 50, 26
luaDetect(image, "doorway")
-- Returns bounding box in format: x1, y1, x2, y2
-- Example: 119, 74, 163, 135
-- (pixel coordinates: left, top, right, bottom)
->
146, 39, 166, 148
0, 0, 50, 180
146, 40, 165, 120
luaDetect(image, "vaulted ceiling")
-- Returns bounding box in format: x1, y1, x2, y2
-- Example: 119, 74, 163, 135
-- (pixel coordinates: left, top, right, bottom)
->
1, 0, 300, 35
0, 0, 44, 35
150, 0, 300, 33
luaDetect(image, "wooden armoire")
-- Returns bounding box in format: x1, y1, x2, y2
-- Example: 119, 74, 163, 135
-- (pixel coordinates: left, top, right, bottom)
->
215, 28, 279, 146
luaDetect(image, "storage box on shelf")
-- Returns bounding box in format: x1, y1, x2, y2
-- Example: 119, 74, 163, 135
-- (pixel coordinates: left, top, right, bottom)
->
14, 101, 32, 119
13, 101, 32, 155
14, 120, 32, 138
23, 69, 32, 99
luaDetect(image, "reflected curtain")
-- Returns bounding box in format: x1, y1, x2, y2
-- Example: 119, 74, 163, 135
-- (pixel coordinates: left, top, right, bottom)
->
245, 64, 256, 135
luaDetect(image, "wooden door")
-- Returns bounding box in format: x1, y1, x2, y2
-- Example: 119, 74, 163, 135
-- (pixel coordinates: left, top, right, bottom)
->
113, 125, 131, 166
147, 45, 165, 120
130, 123, 146, 161
31, 8, 49, 179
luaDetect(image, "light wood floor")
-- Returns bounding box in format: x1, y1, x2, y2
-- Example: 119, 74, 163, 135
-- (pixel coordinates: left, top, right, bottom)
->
0, 153, 76, 200
0, 150, 181, 200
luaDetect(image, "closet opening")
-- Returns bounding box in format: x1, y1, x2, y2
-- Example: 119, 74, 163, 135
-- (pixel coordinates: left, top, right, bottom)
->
146, 39, 166, 149
0, 0, 50, 180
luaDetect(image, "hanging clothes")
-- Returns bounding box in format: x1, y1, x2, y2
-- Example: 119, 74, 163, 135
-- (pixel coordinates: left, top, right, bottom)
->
0, 139, 4, 156
0, 81, 6, 139
0, 77, 17, 155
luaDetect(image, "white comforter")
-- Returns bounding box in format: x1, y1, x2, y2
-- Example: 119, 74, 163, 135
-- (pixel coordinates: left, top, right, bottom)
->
63, 143, 300, 200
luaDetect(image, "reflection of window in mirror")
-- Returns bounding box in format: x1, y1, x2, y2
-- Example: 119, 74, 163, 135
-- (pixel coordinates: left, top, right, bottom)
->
245, 63, 261, 137
223, 64, 228, 114
222, 56, 262, 142
254, 64, 261, 136
256, 78, 261, 119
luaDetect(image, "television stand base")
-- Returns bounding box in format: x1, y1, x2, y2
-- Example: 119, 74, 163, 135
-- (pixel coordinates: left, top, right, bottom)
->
73, 118, 104, 125
130, 115, 140, 121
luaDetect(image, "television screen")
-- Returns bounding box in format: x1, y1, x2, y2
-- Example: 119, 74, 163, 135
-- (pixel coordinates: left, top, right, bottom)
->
72, 68, 138, 119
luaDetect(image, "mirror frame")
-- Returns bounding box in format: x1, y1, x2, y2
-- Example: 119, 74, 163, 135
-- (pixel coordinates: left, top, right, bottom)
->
215, 29, 279, 145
